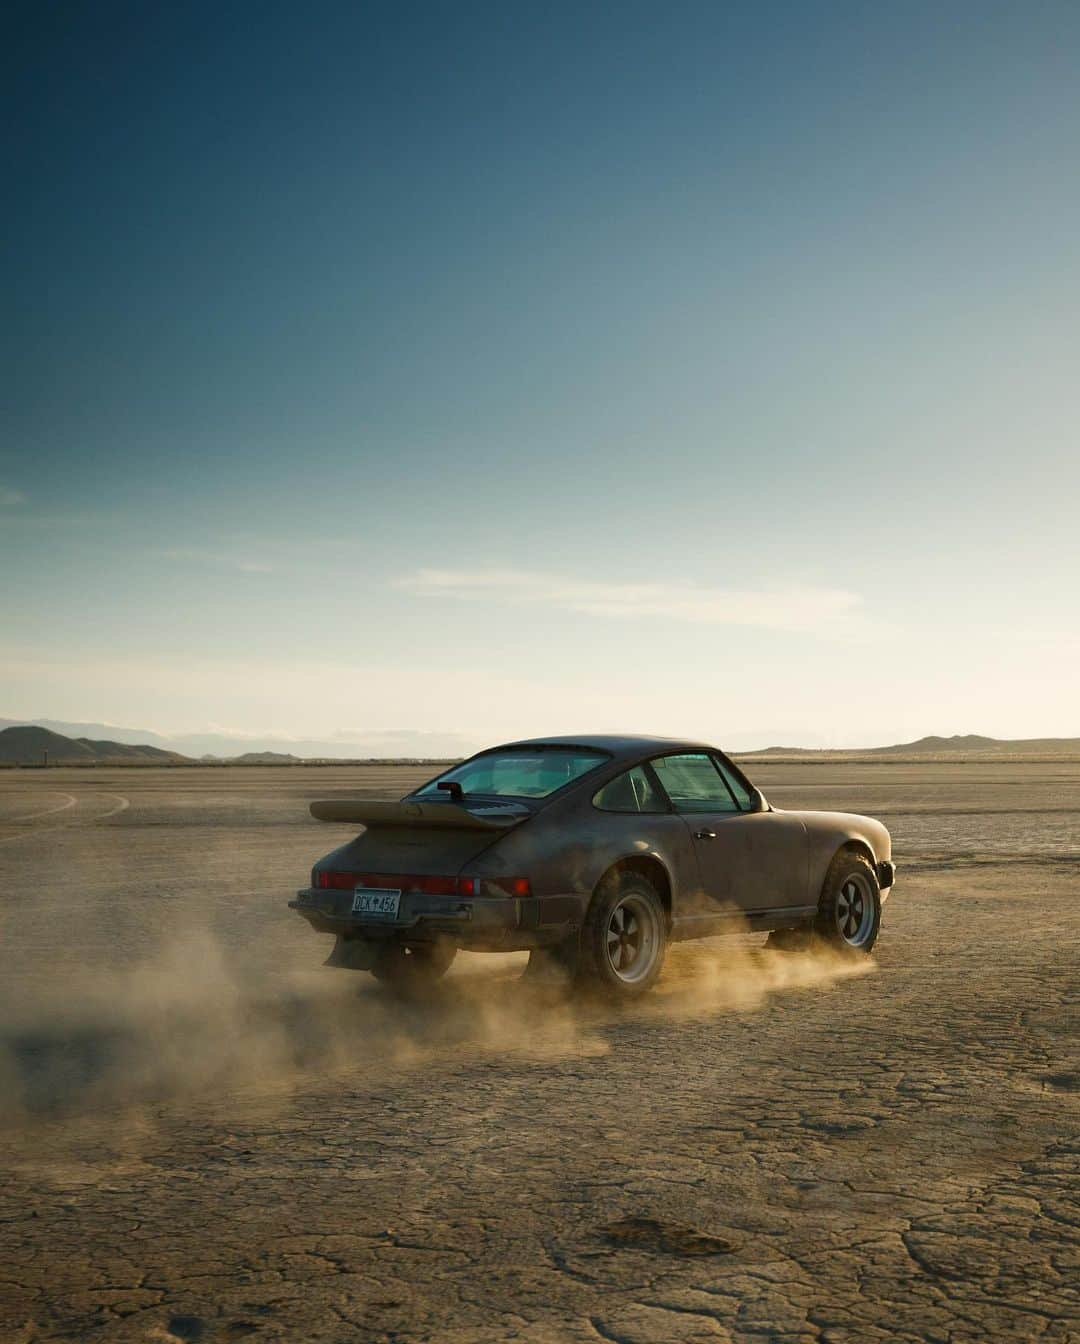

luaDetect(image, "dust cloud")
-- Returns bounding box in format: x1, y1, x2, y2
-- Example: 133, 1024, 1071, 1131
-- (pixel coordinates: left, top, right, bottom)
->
0, 923, 603, 1128
654, 932, 875, 1018
0, 915, 870, 1130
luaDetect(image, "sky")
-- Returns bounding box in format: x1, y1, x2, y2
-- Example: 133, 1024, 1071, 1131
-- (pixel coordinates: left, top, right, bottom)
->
2, 0, 1079, 752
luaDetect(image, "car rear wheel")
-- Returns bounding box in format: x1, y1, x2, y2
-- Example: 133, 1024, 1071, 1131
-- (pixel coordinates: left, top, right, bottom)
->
813, 850, 881, 954
371, 941, 456, 989
578, 873, 668, 997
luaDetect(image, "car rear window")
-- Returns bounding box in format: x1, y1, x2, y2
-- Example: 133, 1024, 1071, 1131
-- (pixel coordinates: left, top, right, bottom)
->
415, 749, 609, 801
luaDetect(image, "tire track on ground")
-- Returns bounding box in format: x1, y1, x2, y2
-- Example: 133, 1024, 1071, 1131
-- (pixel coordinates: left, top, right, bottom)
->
95, 794, 130, 820
2, 792, 77, 825
0, 792, 129, 845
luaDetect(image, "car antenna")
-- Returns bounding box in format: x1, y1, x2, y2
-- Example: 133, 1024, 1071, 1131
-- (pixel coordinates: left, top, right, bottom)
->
437, 781, 464, 802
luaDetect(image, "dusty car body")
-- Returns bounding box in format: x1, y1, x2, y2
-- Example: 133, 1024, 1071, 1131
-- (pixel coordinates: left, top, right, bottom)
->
290, 735, 896, 995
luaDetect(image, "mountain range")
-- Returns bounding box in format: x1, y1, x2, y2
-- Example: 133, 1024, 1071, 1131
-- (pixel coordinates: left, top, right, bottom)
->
0, 718, 835, 759
0, 725, 187, 765
0, 718, 476, 761
2, 721, 1078, 766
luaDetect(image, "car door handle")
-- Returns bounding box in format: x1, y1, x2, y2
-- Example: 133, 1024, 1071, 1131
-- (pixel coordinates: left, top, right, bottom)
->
694, 830, 717, 840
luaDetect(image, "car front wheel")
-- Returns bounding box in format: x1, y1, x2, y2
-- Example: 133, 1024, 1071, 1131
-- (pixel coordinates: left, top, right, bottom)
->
813, 850, 881, 954
578, 872, 668, 997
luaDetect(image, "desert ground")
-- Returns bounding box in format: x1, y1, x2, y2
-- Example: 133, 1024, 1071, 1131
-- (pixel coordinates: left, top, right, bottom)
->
0, 760, 1077, 1344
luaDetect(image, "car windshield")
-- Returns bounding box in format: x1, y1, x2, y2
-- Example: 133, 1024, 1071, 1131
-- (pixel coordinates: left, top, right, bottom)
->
414, 748, 609, 801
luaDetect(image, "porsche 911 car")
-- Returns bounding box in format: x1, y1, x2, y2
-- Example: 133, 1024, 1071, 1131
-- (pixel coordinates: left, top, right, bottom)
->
289, 735, 896, 997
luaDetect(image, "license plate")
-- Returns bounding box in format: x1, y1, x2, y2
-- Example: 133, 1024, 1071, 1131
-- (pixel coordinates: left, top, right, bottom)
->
351, 887, 401, 918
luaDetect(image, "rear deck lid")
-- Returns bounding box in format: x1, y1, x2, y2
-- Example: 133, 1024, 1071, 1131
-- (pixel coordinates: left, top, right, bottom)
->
310, 798, 531, 879
309, 799, 529, 830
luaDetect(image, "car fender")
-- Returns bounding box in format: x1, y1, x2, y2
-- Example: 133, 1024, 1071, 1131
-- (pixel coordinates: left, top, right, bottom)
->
791, 810, 893, 898
468, 802, 695, 917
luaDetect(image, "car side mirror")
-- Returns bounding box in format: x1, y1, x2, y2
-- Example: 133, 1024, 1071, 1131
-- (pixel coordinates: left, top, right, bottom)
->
748, 788, 768, 812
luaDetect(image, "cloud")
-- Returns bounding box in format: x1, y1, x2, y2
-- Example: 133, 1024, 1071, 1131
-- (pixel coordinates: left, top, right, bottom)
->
158, 548, 272, 574
395, 568, 862, 633
0, 486, 26, 508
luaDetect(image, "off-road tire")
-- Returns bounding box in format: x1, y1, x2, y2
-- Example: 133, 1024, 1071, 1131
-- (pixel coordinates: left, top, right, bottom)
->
577, 872, 668, 998
371, 941, 456, 990
812, 849, 881, 955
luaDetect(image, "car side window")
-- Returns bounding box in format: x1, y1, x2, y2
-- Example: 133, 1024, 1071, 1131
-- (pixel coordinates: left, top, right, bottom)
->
713, 756, 753, 810
650, 753, 739, 813
593, 765, 666, 813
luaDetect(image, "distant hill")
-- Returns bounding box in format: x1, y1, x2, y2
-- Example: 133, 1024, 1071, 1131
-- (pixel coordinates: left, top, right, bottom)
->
0, 717, 177, 750
77, 737, 183, 762
0, 725, 188, 765
0, 726, 97, 764
741, 733, 1080, 759
872, 734, 1080, 754
227, 751, 302, 764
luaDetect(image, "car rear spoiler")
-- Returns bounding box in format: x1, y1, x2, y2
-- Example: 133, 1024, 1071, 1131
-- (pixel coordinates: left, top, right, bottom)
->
309, 799, 526, 830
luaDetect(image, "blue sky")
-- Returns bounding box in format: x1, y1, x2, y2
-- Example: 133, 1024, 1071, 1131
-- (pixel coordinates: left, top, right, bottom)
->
3, 1, 1078, 749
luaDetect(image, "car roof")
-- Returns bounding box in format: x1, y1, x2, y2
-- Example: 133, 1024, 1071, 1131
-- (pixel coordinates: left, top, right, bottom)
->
486, 734, 721, 763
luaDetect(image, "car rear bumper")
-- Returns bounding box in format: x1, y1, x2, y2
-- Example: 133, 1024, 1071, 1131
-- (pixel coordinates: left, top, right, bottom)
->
289, 888, 583, 952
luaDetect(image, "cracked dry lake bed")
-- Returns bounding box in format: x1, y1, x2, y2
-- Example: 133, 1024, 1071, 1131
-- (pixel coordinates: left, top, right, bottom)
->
0, 761, 1078, 1343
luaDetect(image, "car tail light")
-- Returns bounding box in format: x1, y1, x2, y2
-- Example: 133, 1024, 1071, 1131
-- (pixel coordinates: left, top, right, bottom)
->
415, 875, 460, 896
461, 876, 531, 898
314, 871, 475, 896
316, 870, 357, 890
314, 871, 531, 898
